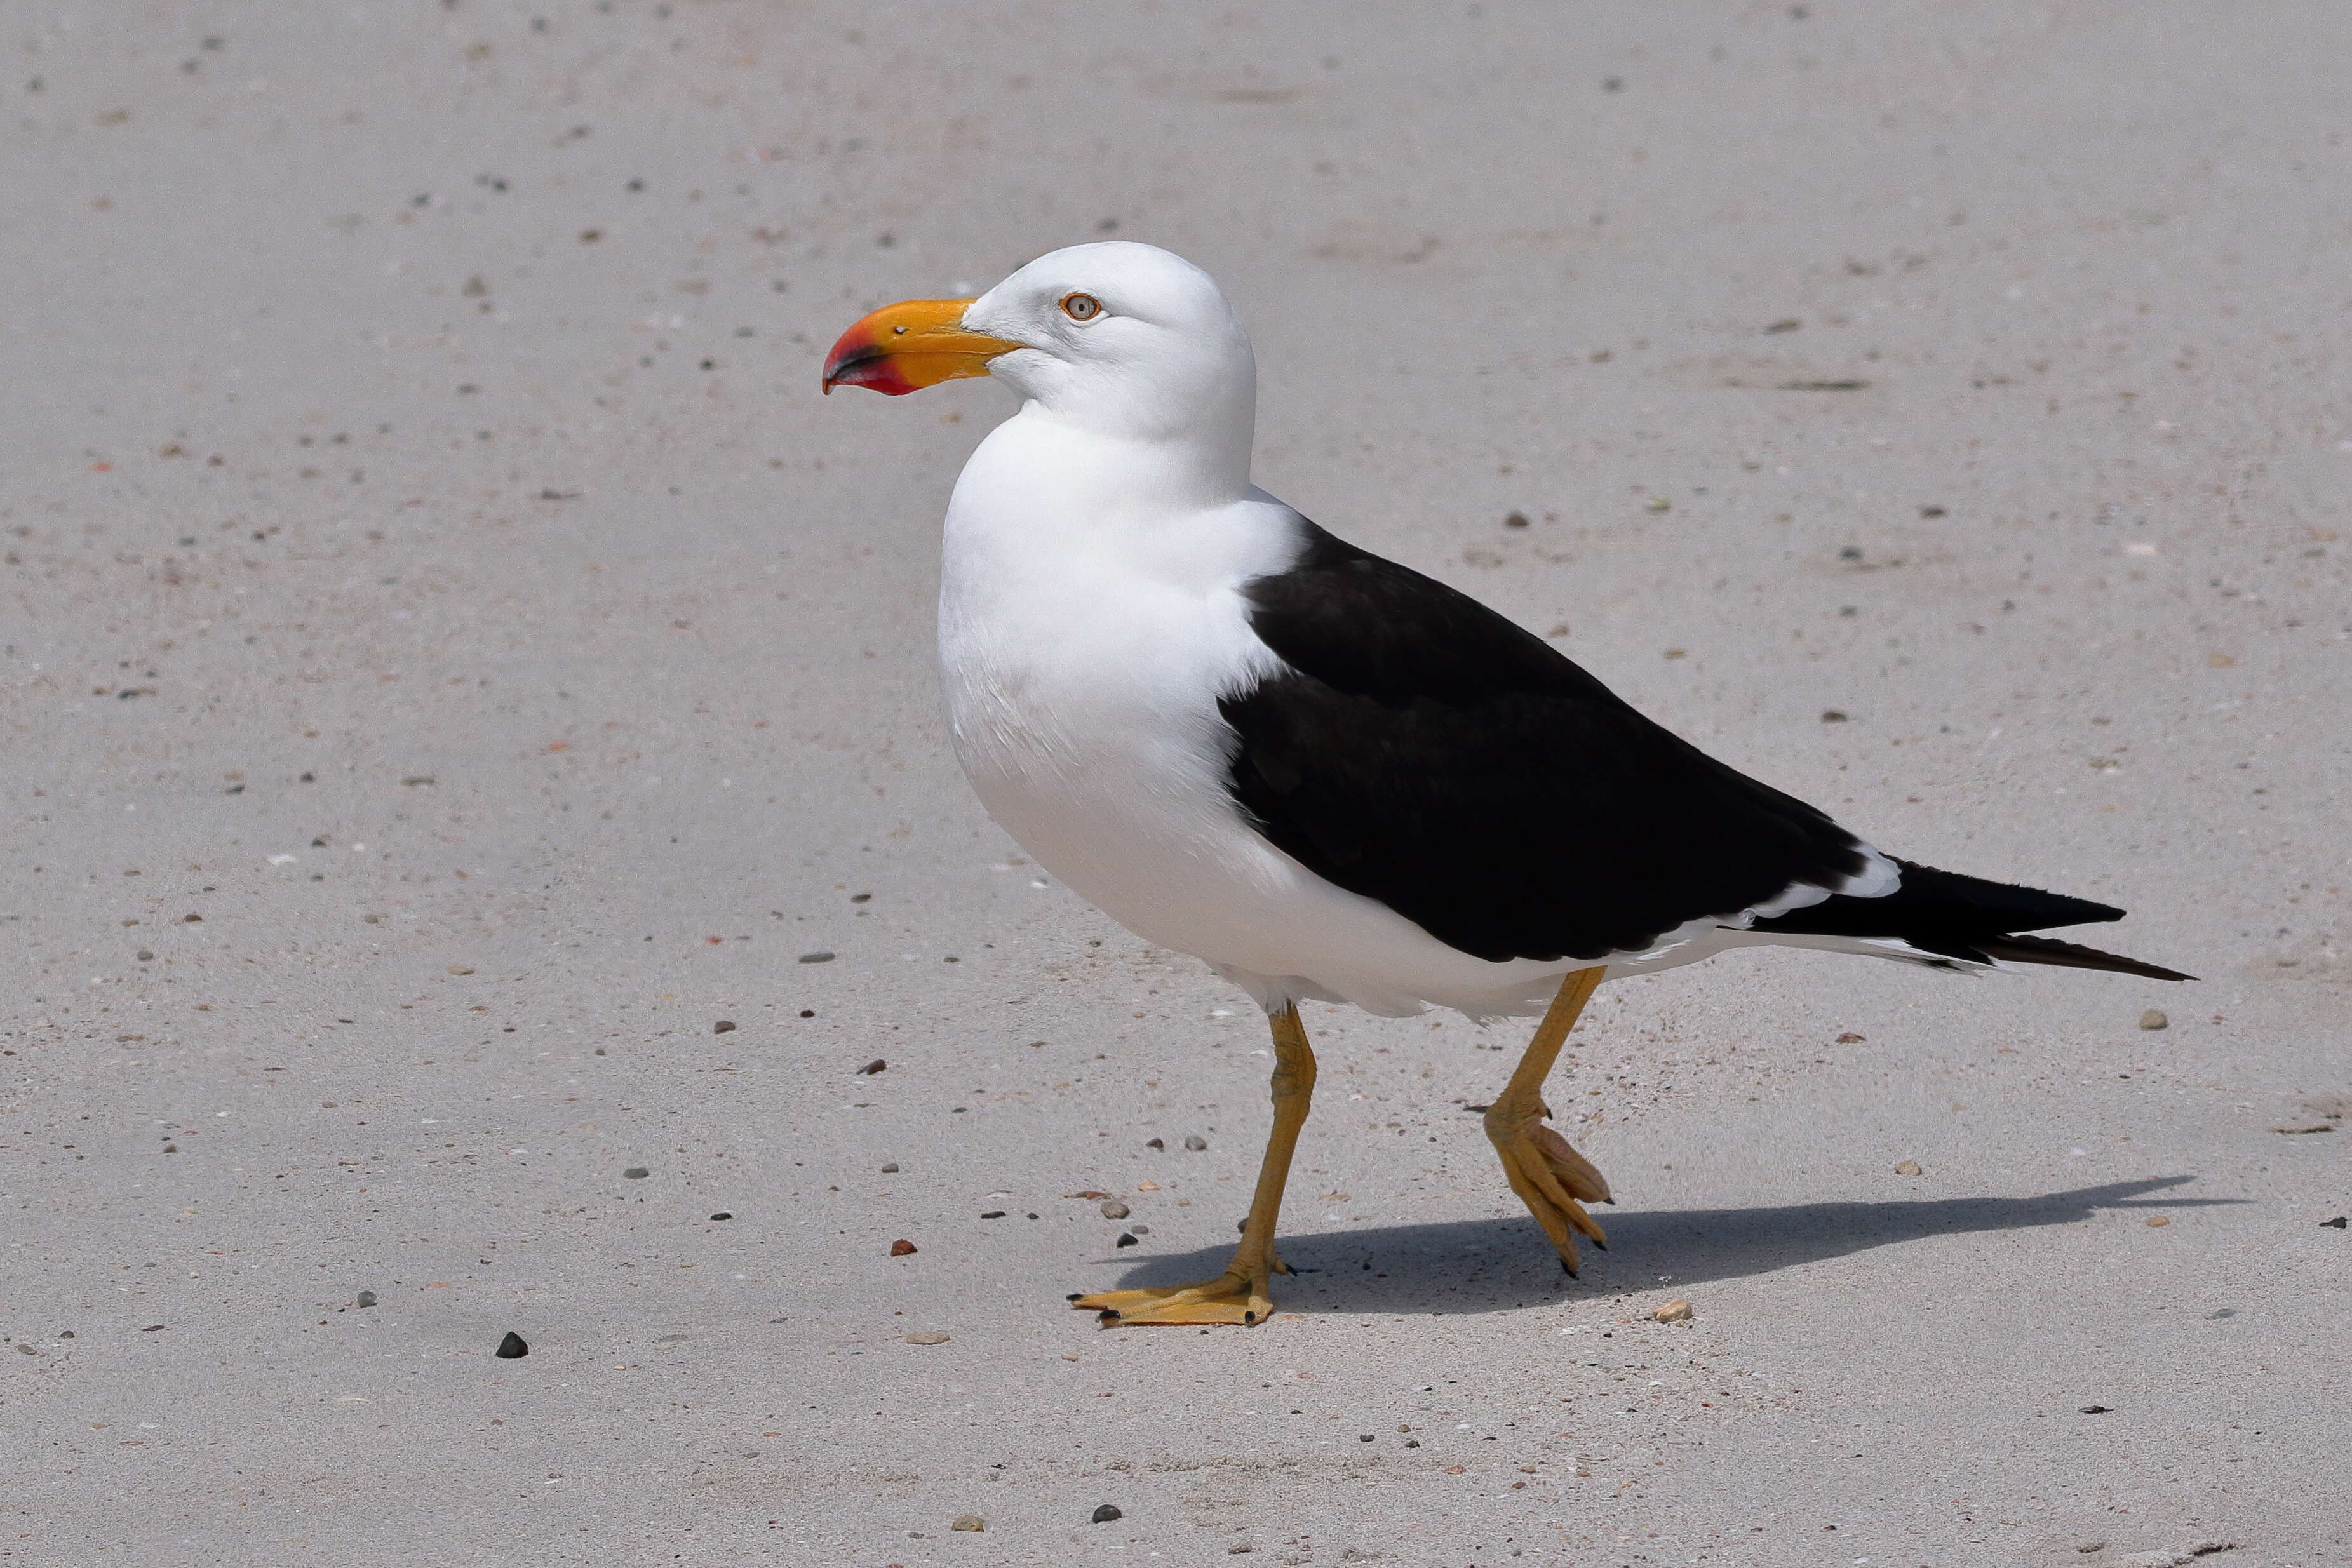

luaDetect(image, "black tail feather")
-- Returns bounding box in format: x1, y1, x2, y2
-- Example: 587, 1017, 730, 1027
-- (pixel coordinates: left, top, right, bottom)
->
1751, 858, 2190, 981
1972, 933, 2193, 982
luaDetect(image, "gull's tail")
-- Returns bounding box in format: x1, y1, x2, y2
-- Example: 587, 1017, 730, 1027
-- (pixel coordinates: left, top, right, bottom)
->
1745, 858, 2193, 981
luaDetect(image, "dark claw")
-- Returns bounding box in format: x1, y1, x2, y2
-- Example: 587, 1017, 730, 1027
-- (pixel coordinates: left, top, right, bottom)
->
1601, 1196, 1617, 1206
1066, 1292, 1084, 1301
1243, 1311, 1258, 1324
1560, 1259, 1580, 1278
1096, 1310, 1121, 1324
1590, 1236, 1608, 1250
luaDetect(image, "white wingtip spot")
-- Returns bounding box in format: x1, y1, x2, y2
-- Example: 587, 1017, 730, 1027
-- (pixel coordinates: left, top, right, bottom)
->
1736, 844, 1900, 925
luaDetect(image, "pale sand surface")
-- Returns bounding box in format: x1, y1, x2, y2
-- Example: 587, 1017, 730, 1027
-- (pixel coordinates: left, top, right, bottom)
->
6, 4, 2348, 1564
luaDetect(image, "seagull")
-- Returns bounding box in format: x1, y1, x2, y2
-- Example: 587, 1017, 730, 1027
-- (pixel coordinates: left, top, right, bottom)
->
822, 241, 2187, 1327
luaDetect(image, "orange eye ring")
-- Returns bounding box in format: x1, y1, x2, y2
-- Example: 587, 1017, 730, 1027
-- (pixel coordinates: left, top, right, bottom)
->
1060, 292, 1103, 322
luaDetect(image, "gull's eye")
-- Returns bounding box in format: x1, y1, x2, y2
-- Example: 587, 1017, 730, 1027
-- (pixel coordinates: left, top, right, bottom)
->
1059, 292, 1103, 322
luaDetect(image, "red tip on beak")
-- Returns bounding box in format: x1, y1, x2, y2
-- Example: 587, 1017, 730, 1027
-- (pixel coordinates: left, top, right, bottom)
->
821, 323, 924, 396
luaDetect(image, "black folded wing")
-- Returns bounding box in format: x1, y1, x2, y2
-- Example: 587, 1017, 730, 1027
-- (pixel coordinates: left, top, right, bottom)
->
1218, 522, 1873, 963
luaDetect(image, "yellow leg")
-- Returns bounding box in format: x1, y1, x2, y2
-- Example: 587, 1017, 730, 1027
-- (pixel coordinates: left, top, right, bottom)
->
1484, 967, 1613, 1275
1071, 1003, 1317, 1326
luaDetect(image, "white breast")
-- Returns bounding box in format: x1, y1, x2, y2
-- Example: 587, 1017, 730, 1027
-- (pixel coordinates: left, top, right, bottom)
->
935, 410, 1656, 1018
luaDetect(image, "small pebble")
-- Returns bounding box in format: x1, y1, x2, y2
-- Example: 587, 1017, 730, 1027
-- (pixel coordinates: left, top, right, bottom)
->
981, 1210, 1006, 1220
136, 948, 153, 962
1894, 1160, 1923, 1176
798, 951, 835, 964
447, 965, 474, 975
1836, 1031, 1866, 1043
1136, 1181, 1160, 1191
1115, 1232, 1138, 1249
354, 1290, 377, 1308
1099, 1200, 1130, 1220
58, 1331, 74, 1339
881, 1163, 901, 1174
1357, 1433, 1374, 1442
1653, 1298, 1693, 1323
2140, 1009, 2168, 1030
950, 1516, 984, 1532
1503, 511, 1529, 529
16, 1343, 39, 1356
494, 1330, 528, 1359
2145, 1216, 2169, 1227
709, 1212, 733, 1221
1129, 1224, 1149, 1235
1091, 1504, 1124, 1524
712, 1020, 736, 1034
857, 1059, 887, 1075
623, 1166, 650, 1179
1643, 496, 1671, 513
1820, 709, 1849, 723
1183, 1134, 1208, 1151
890, 1238, 918, 1256
906, 1330, 950, 1345
1145, 1137, 1164, 1149
2080, 1405, 2110, 1414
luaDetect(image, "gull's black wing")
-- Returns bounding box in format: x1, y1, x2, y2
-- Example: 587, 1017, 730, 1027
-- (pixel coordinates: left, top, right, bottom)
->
1218, 522, 1872, 963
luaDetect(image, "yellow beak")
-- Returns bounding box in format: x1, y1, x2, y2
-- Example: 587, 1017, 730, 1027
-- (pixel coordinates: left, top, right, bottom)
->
820, 298, 1018, 396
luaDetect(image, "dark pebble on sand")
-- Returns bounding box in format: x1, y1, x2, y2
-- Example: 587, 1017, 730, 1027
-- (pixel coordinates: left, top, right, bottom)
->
1145, 1137, 1164, 1149
981, 1210, 1005, 1219
1115, 1232, 1138, 1248
2323, 1216, 2348, 1229
1092, 1504, 1124, 1524
882, 1162, 900, 1173
495, 1330, 529, 1359
2079, 1405, 2109, 1414
798, 951, 835, 964
1184, 1134, 1207, 1151
857, 1059, 887, 1075
710, 1212, 733, 1221
623, 1166, 650, 1179
355, 1290, 377, 1308
712, 1020, 736, 1034
890, 1238, 918, 1256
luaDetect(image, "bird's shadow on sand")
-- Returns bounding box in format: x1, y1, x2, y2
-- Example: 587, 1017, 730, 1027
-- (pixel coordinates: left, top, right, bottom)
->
1087, 1177, 2236, 1315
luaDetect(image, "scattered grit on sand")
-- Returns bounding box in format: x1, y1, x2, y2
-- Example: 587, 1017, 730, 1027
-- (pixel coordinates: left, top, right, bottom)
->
6, 4, 2348, 1564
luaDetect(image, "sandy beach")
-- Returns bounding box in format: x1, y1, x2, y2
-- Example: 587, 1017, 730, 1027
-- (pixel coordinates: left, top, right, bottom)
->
6, 4, 2348, 1563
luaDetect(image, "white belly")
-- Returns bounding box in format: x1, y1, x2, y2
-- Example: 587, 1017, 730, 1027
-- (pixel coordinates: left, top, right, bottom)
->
934, 417, 1705, 1018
